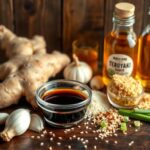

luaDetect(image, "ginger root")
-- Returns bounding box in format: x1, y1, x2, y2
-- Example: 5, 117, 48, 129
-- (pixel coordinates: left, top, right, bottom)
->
0, 25, 70, 108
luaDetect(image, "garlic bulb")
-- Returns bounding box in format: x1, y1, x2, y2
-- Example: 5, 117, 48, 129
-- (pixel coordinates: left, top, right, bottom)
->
90, 75, 104, 90
0, 108, 30, 142
29, 114, 44, 133
0, 113, 9, 125
64, 54, 92, 83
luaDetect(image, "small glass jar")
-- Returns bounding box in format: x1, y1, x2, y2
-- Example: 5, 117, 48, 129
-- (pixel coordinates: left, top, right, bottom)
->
35, 80, 92, 128
72, 39, 99, 74
107, 82, 143, 109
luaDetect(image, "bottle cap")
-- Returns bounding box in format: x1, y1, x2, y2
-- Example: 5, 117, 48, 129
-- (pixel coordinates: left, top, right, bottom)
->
115, 2, 135, 18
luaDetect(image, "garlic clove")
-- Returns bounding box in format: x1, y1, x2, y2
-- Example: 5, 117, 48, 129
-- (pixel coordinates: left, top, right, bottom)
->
29, 114, 44, 133
0, 113, 9, 125
0, 108, 31, 142
90, 75, 104, 90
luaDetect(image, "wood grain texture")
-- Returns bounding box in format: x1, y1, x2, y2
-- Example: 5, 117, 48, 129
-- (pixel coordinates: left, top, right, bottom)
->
0, 0, 14, 63
13, 0, 61, 51
63, 0, 104, 56
0, 101, 150, 150
142, 0, 150, 31
104, 0, 144, 36
0, 0, 13, 30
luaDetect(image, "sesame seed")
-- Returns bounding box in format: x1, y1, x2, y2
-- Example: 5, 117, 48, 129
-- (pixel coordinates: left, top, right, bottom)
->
37, 136, 40, 139
31, 136, 35, 139
43, 130, 47, 134
77, 137, 80, 140
114, 141, 118, 144
129, 141, 134, 146
95, 137, 98, 140
105, 140, 109, 143
58, 137, 62, 140
68, 145, 71, 149
84, 145, 87, 149
49, 146, 52, 150
40, 142, 44, 146
94, 145, 97, 149
57, 142, 61, 146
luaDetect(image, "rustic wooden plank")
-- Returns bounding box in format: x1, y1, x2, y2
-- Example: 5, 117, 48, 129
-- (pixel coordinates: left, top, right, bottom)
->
0, 0, 14, 63
13, 0, 61, 51
0, 100, 150, 150
142, 0, 150, 31
0, 0, 13, 30
104, 0, 144, 36
63, 0, 104, 57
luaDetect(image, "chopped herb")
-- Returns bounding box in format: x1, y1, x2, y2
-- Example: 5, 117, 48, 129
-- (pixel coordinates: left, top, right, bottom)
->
123, 116, 129, 122
120, 122, 127, 132
100, 120, 107, 128
134, 121, 141, 127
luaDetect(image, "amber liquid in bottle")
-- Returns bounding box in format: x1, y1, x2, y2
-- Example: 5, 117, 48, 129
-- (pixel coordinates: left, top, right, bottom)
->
103, 31, 137, 85
137, 33, 150, 91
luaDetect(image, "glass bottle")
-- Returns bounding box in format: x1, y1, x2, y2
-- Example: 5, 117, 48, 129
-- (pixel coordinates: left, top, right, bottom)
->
102, 2, 137, 85
137, 7, 150, 91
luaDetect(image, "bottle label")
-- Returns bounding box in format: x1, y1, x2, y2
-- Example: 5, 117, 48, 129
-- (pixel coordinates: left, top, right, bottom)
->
107, 54, 133, 77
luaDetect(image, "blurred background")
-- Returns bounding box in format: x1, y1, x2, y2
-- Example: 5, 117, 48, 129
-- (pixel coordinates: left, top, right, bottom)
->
0, 0, 149, 67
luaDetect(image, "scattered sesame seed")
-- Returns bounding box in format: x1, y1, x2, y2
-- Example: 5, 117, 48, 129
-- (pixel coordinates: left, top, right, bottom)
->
37, 136, 40, 139
57, 142, 61, 146
129, 141, 134, 146
77, 137, 80, 140
94, 145, 97, 149
135, 129, 138, 132
105, 140, 109, 143
68, 145, 71, 149
114, 141, 118, 144
49, 146, 52, 150
69, 137, 72, 140
31, 136, 35, 139
40, 142, 44, 146
58, 137, 62, 140
84, 145, 87, 149
95, 137, 98, 140
43, 130, 47, 134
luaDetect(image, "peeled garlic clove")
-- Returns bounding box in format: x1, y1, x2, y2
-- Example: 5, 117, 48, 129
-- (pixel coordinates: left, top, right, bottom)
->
0, 113, 9, 125
29, 114, 44, 133
0, 108, 30, 142
90, 75, 104, 90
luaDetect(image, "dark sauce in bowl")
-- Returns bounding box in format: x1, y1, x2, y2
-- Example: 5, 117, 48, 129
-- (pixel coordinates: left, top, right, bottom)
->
40, 89, 89, 127
42, 89, 87, 105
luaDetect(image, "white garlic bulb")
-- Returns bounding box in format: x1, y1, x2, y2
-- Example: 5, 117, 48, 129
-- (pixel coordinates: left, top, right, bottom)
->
0, 108, 31, 142
64, 54, 92, 83
90, 75, 104, 90
0, 113, 9, 125
29, 114, 44, 133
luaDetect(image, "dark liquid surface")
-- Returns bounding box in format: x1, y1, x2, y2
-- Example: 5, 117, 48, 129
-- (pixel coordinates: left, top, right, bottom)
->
42, 89, 87, 105
41, 89, 88, 126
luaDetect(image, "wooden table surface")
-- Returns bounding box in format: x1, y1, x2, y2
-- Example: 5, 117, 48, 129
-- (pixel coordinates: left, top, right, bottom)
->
0, 97, 150, 150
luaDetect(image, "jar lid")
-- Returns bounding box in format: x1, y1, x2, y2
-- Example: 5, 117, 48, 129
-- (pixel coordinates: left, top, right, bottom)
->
115, 2, 135, 18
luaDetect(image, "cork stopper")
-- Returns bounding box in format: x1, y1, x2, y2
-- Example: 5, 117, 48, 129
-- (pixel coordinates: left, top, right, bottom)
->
115, 2, 135, 18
